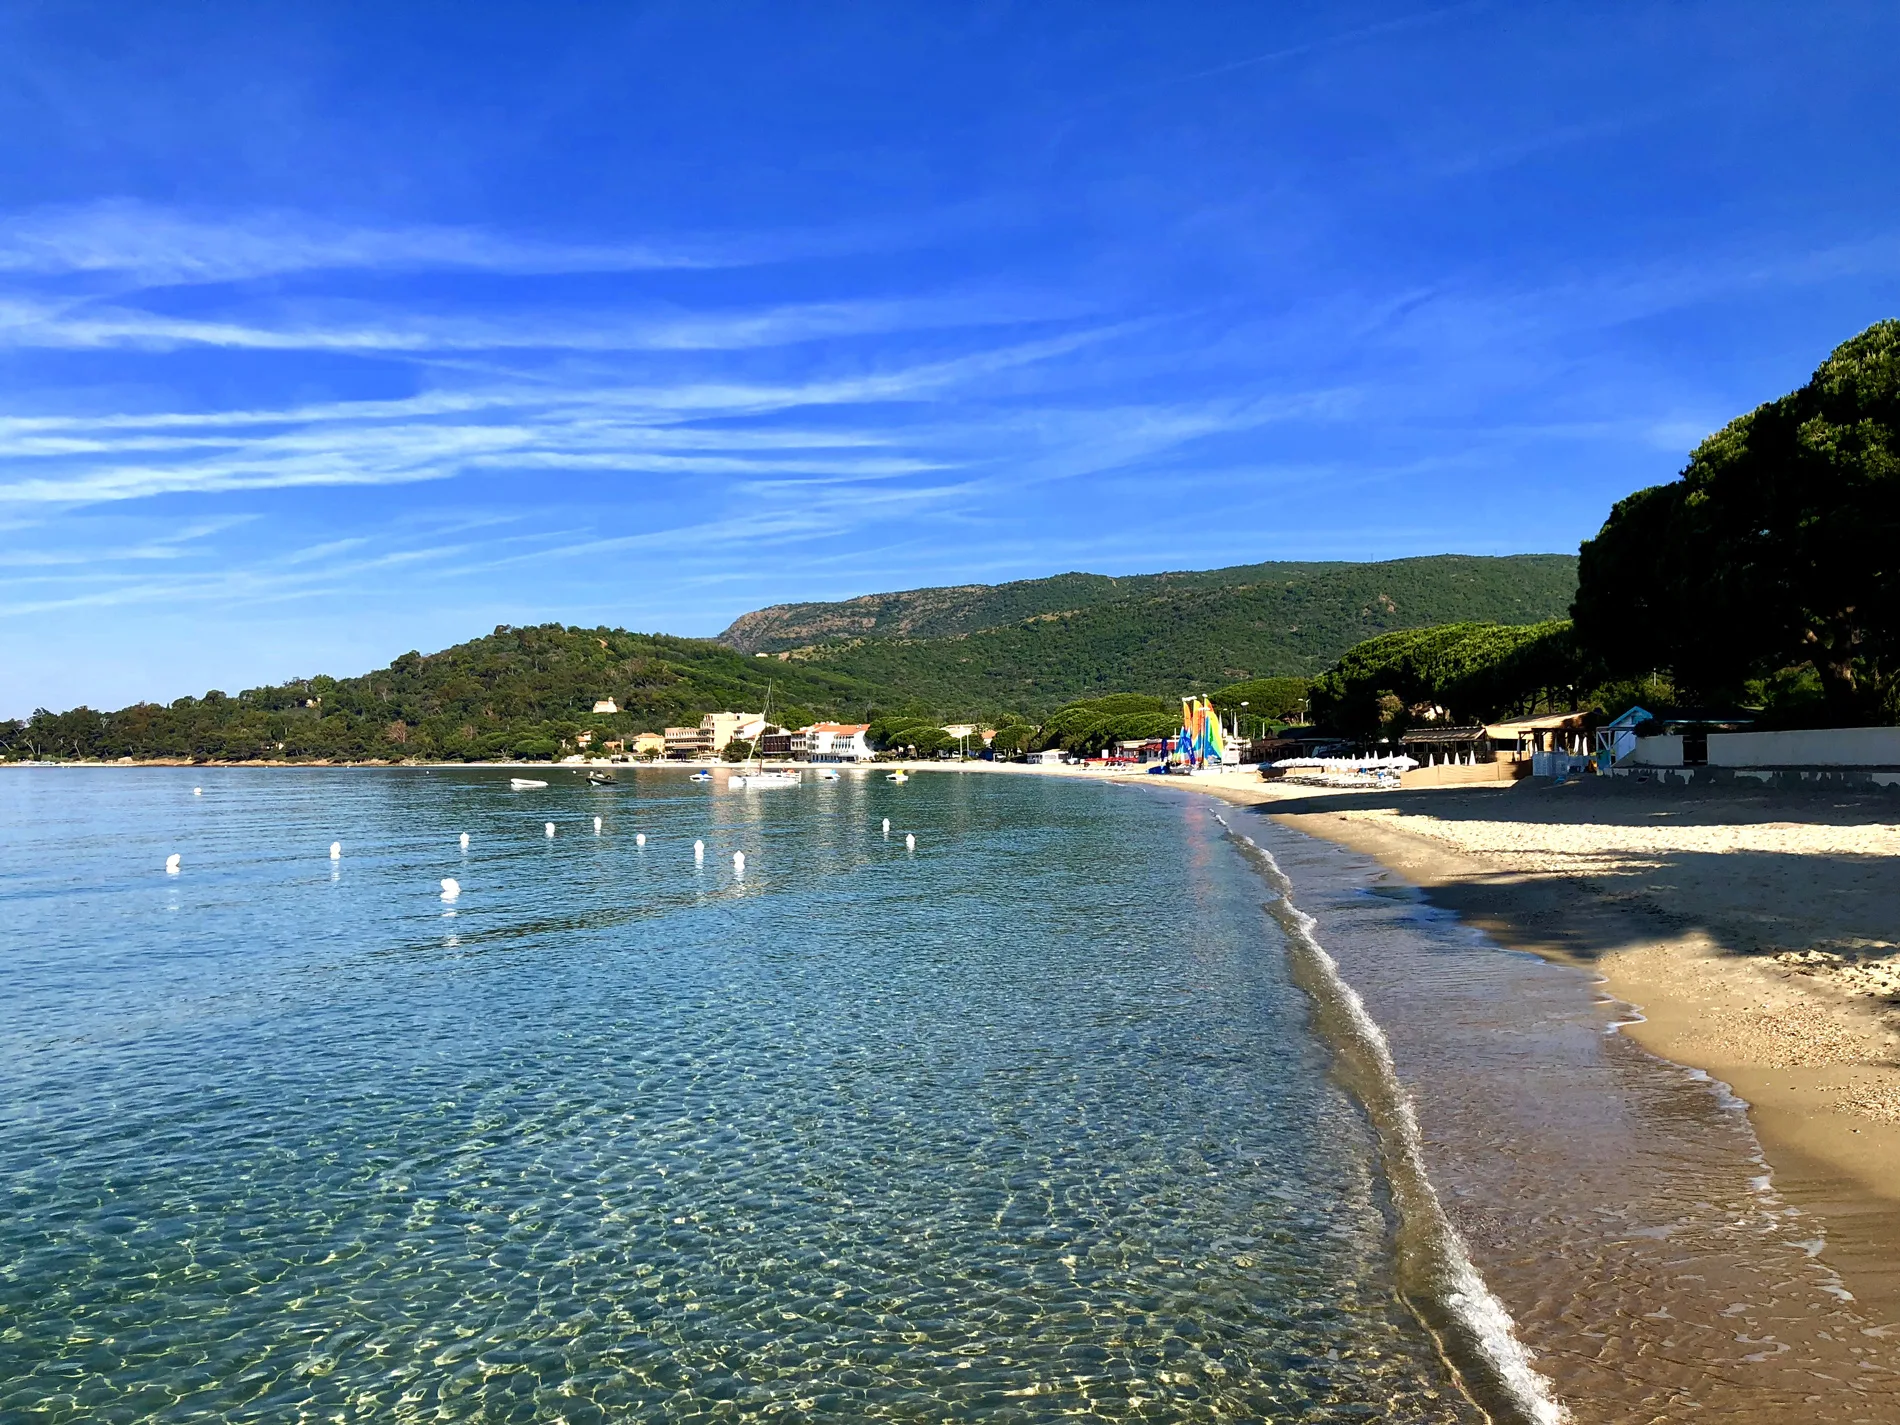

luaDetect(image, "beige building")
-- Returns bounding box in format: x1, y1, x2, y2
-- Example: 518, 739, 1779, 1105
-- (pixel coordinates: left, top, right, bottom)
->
592, 698, 619, 714
631, 732, 666, 758
664, 711, 763, 759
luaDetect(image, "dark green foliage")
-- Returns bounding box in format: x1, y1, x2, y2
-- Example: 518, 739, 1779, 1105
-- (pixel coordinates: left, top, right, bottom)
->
1575, 320, 1900, 722
1309, 621, 1586, 735
1030, 694, 1176, 755
865, 716, 955, 755
787, 555, 1578, 716
988, 724, 1034, 757
1209, 677, 1310, 723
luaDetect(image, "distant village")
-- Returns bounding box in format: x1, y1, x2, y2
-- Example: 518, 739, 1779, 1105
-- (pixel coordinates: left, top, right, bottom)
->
579, 704, 995, 765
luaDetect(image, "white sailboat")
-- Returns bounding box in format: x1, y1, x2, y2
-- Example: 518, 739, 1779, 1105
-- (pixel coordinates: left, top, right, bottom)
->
728, 681, 800, 788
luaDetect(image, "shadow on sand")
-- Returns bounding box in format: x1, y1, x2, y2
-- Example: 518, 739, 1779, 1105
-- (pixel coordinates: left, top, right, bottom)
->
1245, 776, 1900, 966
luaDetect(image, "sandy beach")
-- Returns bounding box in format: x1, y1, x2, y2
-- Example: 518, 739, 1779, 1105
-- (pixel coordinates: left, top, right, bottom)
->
1049, 763, 1900, 1321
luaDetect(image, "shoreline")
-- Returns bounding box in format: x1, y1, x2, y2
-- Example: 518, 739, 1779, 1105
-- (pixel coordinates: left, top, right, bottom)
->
1092, 764, 1900, 1324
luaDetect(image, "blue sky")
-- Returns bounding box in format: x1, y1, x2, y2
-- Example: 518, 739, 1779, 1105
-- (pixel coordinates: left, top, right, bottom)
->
3, 3, 1898, 715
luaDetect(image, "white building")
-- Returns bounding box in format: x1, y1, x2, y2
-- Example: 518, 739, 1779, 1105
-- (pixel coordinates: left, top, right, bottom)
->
592, 698, 619, 714
799, 723, 873, 762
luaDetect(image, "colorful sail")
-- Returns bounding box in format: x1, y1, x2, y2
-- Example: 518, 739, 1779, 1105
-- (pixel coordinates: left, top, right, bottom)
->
1205, 701, 1228, 764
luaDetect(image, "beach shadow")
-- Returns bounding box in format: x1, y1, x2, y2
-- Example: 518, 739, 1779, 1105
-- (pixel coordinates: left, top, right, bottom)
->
1246, 778, 1900, 964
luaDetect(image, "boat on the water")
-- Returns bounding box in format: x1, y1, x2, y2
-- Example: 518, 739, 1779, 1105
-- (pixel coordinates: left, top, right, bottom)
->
510, 777, 549, 789
688, 770, 713, 782
816, 768, 840, 780
732, 770, 800, 789
727, 680, 801, 789
586, 770, 615, 784
886, 771, 909, 783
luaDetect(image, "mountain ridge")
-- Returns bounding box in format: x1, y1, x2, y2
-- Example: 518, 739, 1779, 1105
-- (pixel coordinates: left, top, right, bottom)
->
719, 560, 1355, 652
762, 555, 1580, 712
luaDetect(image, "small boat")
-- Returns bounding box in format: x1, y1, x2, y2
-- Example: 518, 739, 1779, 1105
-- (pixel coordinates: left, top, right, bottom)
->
689, 770, 713, 782
816, 768, 840, 781
886, 770, 909, 783
732, 770, 800, 789
725, 680, 800, 790
587, 770, 616, 785
510, 777, 549, 789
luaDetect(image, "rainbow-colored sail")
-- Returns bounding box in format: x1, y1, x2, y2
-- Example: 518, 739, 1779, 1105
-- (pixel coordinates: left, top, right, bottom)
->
1177, 697, 1230, 767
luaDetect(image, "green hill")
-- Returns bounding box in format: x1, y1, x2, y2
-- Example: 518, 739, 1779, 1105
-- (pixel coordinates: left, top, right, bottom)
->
3, 554, 1578, 761
719, 554, 1576, 653
762, 555, 1578, 714
6, 624, 881, 763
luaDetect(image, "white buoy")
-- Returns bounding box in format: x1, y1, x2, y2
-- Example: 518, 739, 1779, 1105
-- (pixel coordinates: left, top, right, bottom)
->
329, 841, 341, 860
192, 787, 202, 796
545, 822, 556, 838
165, 853, 181, 875
733, 850, 745, 875
593, 816, 602, 835
459, 832, 470, 850
882, 818, 890, 838
694, 839, 705, 862
906, 832, 916, 851
636, 832, 646, 847
440, 877, 460, 901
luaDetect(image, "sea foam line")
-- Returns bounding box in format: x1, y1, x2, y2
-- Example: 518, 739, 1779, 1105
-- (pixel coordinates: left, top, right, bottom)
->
1218, 816, 1569, 1425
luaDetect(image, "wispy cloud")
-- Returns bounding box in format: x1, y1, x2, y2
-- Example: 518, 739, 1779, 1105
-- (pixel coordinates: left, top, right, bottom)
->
0, 200, 742, 284
0, 290, 1085, 355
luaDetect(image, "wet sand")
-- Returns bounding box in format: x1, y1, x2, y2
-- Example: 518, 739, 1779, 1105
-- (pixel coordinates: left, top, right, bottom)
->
1087, 766, 1900, 1331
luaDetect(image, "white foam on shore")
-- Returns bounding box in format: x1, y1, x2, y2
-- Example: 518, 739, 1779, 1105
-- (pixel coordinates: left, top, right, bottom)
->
1217, 813, 1569, 1425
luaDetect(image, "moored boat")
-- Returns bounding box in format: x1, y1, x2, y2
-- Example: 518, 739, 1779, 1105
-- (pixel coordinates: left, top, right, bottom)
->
732, 770, 800, 788
509, 777, 549, 789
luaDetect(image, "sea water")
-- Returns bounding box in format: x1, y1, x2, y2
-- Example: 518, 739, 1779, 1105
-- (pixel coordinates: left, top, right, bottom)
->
0, 768, 1479, 1422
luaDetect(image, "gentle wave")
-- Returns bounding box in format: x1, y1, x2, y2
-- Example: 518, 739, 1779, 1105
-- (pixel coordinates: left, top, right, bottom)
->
1218, 816, 1569, 1425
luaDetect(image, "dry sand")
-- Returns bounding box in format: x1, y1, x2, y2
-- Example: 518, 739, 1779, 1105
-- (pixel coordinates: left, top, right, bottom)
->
1072, 764, 1900, 1318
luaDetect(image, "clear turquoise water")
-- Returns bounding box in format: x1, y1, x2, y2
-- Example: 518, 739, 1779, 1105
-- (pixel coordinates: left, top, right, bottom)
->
0, 768, 1471, 1422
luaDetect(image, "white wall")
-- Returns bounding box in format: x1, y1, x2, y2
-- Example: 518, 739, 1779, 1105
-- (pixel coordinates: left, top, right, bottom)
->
1711, 725, 1900, 768
1620, 734, 1683, 767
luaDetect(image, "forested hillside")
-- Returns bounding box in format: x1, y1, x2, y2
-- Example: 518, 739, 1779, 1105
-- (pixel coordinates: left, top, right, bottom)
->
5, 625, 879, 763
779, 556, 1578, 713
721, 554, 1575, 653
